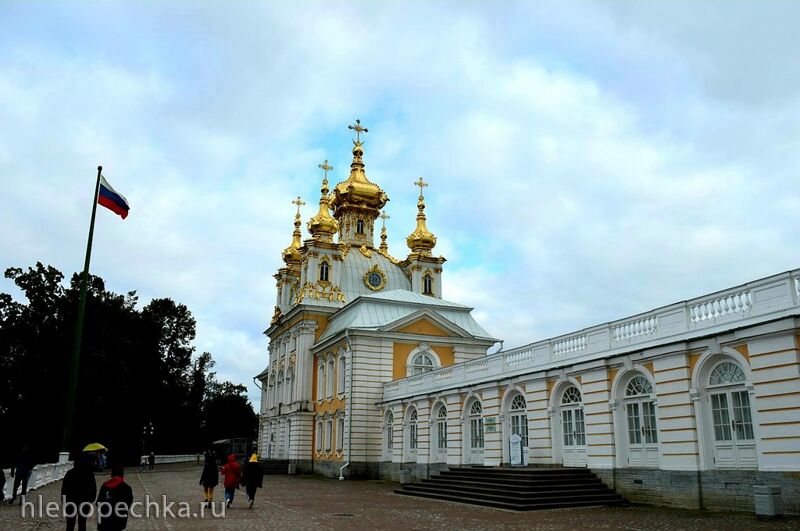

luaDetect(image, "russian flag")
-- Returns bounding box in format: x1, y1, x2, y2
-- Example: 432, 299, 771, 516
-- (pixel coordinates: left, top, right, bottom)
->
98, 176, 130, 219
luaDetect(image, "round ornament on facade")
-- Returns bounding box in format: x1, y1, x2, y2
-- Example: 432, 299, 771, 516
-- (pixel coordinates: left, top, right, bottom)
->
364, 264, 387, 291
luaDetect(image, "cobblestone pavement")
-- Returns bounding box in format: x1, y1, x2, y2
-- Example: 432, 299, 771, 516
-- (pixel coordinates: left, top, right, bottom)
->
1, 464, 798, 530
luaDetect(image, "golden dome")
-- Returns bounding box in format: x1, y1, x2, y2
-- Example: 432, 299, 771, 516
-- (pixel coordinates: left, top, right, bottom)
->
330, 122, 388, 217
307, 174, 339, 242
406, 177, 437, 256
282, 197, 304, 264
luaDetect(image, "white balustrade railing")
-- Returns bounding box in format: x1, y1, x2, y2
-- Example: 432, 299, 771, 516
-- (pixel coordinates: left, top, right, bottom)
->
2, 453, 71, 499
383, 269, 800, 402
613, 315, 657, 341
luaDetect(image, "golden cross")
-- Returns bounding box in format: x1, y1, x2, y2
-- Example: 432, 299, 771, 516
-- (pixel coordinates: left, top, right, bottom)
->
413, 177, 428, 196
317, 160, 333, 180
380, 210, 390, 229
348, 119, 369, 143
291, 196, 306, 215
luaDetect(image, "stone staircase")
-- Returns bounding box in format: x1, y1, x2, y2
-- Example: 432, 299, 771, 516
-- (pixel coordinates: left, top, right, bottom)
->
258, 458, 290, 475
395, 466, 627, 511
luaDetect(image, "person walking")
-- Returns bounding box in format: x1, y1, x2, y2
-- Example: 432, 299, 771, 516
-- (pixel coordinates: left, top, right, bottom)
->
96, 465, 133, 531
61, 454, 97, 531
220, 454, 241, 508
241, 454, 263, 509
0, 466, 6, 504
8, 446, 34, 505
147, 452, 155, 471
199, 451, 218, 508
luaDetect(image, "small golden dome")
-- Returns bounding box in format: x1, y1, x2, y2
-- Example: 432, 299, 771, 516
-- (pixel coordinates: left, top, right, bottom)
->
282, 214, 303, 264
406, 178, 437, 256
307, 176, 339, 242
331, 141, 388, 214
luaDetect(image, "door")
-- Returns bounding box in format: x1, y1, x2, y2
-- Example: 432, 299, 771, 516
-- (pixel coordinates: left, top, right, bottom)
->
509, 395, 529, 465
710, 390, 756, 468
625, 400, 659, 467
467, 400, 485, 465
435, 406, 448, 463
559, 386, 587, 467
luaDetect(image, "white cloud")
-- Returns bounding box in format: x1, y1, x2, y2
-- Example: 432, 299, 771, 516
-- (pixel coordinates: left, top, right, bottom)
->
1, 1, 798, 405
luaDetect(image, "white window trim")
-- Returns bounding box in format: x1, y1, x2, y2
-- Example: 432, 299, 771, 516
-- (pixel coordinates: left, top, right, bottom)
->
337, 354, 346, 397
405, 343, 442, 377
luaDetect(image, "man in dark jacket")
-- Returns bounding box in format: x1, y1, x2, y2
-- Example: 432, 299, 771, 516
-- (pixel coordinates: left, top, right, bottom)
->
96, 465, 133, 531
8, 446, 34, 505
61, 454, 97, 531
241, 454, 263, 509
0, 466, 6, 503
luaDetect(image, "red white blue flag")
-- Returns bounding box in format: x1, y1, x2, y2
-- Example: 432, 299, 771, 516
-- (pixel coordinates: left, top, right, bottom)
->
98, 176, 130, 219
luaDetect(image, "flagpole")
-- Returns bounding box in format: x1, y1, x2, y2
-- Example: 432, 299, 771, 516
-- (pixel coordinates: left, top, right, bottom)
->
62, 165, 103, 451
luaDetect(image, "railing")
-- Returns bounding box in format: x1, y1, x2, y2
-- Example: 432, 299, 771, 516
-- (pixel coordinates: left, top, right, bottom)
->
2, 453, 71, 499
383, 268, 800, 401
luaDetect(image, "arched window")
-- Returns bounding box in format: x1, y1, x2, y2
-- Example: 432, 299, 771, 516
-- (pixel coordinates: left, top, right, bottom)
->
469, 400, 484, 449
510, 394, 528, 447
336, 415, 344, 452
319, 259, 329, 282
386, 411, 394, 452
411, 353, 435, 375
325, 417, 333, 452
286, 368, 294, 403
709, 362, 746, 386
316, 420, 323, 452
423, 273, 433, 295
708, 361, 754, 444
561, 386, 582, 405
337, 355, 346, 396
317, 361, 325, 402
276, 371, 284, 405
326, 358, 334, 399
356, 219, 365, 234
625, 376, 654, 397
436, 405, 447, 450
409, 409, 418, 450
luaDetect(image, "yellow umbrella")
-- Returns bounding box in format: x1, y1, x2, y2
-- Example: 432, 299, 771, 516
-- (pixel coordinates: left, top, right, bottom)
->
82, 443, 108, 452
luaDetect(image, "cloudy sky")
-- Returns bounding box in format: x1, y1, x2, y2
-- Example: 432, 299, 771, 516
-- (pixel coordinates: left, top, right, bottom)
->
1, 1, 798, 404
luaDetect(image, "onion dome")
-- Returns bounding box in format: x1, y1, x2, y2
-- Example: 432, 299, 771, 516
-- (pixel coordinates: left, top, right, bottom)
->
307, 166, 339, 242
282, 197, 304, 264
406, 177, 437, 256
330, 120, 388, 217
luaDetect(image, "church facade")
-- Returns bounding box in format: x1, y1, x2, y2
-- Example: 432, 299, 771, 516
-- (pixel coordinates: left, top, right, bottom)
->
257, 120, 800, 512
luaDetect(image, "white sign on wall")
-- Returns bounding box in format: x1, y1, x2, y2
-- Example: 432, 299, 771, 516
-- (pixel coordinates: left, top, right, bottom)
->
509, 433, 523, 466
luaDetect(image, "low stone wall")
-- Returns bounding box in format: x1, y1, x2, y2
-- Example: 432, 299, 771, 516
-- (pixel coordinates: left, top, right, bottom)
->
153, 454, 201, 465
594, 468, 800, 515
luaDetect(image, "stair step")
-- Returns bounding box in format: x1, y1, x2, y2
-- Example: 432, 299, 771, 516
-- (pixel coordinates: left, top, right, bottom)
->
395, 489, 627, 511
404, 484, 614, 501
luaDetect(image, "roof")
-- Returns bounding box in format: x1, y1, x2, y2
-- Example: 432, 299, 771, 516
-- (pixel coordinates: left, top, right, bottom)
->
317, 289, 494, 343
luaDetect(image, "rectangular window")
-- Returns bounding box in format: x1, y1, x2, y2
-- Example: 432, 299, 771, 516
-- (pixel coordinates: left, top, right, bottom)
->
627, 403, 642, 444
387, 425, 393, 450
325, 419, 333, 452
561, 410, 574, 446
338, 357, 346, 396
575, 409, 586, 446
470, 418, 484, 448
511, 413, 528, 447
326, 360, 334, 399
731, 391, 754, 441
642, 401, 658, 444
316, 421, 323, 451
410, 424, 418, 450
317, 364, 325, 402
437, 419, 447, 449
711, 393, 732, 441
336, 417, 344, 452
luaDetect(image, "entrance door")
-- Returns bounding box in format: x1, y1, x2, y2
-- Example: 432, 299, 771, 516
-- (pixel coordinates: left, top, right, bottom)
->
508, 394, 528, 465
560, 386, 587, 467
625, 401, 659, 467
467, 400, 485, 465
284, 420, 291, 459
710, 390, 756, 468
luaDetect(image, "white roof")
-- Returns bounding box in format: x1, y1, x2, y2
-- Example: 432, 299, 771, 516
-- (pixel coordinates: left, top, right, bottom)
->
317, 289, 494, 343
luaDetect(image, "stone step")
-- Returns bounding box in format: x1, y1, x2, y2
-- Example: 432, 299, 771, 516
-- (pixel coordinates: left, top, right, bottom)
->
417, 479, 609, 495
395, 489, 627, 511
435, 472, 601, 485
404, 483, 614, 501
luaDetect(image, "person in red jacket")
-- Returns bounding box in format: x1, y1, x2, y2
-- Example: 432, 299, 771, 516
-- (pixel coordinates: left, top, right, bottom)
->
220, 454, 241, 508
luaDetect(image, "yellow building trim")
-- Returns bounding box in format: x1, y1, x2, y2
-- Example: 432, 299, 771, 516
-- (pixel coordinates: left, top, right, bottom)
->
391, 342, 455, 380
732, 344, 750, 361
395, 318, 451, 337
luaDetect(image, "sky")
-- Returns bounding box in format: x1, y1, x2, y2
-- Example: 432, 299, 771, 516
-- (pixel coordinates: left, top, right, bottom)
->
1, 1, 798, 405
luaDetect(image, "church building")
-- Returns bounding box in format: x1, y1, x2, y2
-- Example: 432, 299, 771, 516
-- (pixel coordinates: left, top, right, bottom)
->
257, 120, 800, 512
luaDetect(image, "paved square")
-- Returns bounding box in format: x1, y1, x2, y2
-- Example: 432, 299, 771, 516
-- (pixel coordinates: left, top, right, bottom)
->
2, 464, 798, 530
